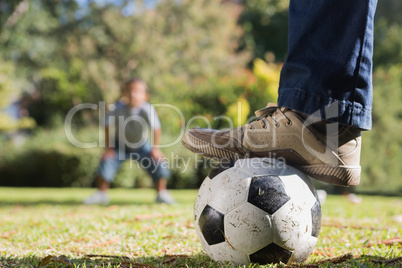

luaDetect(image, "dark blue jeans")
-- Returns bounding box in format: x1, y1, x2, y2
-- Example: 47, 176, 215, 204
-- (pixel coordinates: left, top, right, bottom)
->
278, 0, 378, 130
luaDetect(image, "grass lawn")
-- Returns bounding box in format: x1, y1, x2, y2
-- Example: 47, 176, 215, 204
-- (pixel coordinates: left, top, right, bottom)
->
0, 187, 401, 267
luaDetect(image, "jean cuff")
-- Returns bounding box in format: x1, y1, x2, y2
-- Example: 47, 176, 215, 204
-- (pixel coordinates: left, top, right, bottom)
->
278, 88, 372, 130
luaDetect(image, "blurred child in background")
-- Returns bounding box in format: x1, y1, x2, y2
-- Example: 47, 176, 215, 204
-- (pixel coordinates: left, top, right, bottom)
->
84, 77, 175, 205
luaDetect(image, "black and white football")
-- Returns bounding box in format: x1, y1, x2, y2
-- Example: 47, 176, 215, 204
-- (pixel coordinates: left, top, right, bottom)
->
194, 158, 321, 265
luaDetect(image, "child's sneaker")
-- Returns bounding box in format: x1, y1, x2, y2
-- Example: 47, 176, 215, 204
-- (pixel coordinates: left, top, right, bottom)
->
156, 190, 175, 204
83, 191, 110, 205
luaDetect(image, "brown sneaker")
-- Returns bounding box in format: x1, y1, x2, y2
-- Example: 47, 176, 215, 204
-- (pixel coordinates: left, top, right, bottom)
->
182, 103, 362, 186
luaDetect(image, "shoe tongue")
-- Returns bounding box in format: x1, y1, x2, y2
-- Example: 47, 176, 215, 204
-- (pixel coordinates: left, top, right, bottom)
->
266, 103, 277, 108
254, 103, 278, 117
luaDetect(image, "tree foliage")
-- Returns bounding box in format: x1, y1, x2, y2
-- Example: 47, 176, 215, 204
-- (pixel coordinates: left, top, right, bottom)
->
1, 0, 249, 125
239, 0, 289, 63
373, 0, 402, 67
360, 65, 402, 194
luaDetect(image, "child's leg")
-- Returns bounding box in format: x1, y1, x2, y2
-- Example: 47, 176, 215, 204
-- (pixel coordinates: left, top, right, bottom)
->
154, 177, 168, 192
134, 144, 171, 191
95, 150, 125, 191
83, 150, 126, 205
145, 156, 170, 193
149, 164, 174, 204
135, 144, 174, 204
96, 175, 110, 192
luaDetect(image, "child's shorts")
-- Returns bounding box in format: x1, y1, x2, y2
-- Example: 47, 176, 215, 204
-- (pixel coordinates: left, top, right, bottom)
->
97, 143, 170, 183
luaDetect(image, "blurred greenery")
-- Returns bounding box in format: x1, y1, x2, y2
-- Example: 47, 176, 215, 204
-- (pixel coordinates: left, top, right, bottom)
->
238, 0, 289, 63
0, 0, 401, 195
360, 65, 402, 195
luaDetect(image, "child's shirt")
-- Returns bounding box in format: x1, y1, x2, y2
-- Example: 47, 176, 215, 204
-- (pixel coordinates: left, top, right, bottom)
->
105, 102, 161, 147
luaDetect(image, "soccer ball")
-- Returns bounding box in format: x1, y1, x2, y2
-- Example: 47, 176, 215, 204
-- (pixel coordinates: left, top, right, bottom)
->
194, 158, 321, 266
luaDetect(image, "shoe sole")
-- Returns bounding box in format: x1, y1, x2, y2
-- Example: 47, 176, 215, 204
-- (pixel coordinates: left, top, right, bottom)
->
182, 132, 360, 187
300, 165, 360, 186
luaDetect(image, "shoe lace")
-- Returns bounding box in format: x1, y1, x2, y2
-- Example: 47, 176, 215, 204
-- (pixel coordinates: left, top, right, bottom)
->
252, 103, 292, 129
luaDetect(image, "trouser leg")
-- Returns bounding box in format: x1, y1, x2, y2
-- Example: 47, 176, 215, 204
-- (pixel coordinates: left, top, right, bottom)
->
278, 0, 378, 130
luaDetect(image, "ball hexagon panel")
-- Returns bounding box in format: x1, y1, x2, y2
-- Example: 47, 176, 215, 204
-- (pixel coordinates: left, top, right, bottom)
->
208, 163, 234, 179
194, 224, 211, 255
224, 203, 274, 254
272, 199, 314, 260
194, 177, 212, 222
311, 200, 321, 238
249, 242, 292, 265
279, 173, 317, 209
233, 158, 287, 177
198, 205, 225, 245
247, 175, 291, 215
289, 235, 318, 263
208, 168, 252, 214
206, 242, 250, 266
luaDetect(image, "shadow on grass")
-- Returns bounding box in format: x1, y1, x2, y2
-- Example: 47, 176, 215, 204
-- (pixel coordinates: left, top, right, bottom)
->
0, 254, 214, 268
1, 253, 401, 268
0, 199, 174, 207
0, 188, 197, 207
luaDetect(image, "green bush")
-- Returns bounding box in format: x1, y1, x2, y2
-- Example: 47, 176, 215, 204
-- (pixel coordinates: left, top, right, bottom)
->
0, 128, 101, 187
0, 127, 209, 189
